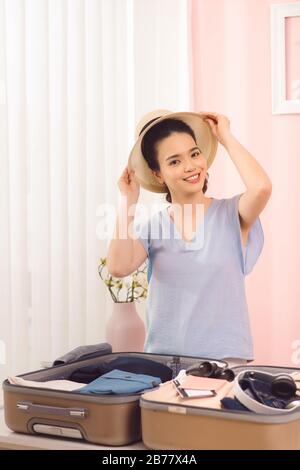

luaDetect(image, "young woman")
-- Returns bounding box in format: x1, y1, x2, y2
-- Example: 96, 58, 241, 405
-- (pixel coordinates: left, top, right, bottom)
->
107, 111, 272, 367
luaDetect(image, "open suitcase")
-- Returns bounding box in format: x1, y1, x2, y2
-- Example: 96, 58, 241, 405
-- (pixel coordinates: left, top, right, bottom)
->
141, 364, 300, 450
2, 345, 228, 446
4, 345, 300, 449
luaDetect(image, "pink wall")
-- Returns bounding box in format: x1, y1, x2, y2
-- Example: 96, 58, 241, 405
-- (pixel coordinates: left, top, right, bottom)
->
191, 0, 300, 366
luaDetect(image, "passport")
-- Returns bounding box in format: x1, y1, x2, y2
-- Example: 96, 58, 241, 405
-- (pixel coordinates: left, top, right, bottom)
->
180, 375, 227, 392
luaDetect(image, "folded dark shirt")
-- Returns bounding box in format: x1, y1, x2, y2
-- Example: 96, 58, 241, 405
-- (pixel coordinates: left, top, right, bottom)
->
69, 356, 173, 384
53, 343, 112, 365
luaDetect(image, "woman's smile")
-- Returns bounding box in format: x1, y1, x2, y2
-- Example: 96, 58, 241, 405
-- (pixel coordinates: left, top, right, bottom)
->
183, 173, 201, 184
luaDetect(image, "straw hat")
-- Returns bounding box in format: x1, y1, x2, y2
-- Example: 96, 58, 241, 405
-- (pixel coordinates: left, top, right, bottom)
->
128, 109, 218, 193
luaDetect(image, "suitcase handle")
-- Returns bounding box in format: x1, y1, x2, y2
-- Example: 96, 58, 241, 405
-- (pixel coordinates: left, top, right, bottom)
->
17, 401, 87, 419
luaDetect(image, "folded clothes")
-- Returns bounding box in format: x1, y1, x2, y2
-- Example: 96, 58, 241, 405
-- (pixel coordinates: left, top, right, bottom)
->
7, 376, 86, 391
53, 342, 112, 365
78, 369, 161, 395
70, 356, 172, 384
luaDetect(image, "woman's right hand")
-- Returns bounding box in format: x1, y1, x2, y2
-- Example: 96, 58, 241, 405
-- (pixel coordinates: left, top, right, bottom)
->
117, 166, 140, 202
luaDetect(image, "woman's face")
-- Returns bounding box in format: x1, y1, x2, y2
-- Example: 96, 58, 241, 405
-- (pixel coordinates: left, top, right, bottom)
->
153, 132, 208, 197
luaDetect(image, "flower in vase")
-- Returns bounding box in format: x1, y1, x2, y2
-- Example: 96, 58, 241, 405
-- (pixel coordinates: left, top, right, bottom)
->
98, 257, 148, 303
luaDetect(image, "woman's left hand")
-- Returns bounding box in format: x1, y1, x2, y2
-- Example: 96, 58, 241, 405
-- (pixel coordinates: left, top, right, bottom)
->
198, 111, 232, 147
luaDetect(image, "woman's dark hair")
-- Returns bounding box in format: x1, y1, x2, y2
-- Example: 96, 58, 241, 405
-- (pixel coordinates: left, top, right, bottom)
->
140, 118, 209, 203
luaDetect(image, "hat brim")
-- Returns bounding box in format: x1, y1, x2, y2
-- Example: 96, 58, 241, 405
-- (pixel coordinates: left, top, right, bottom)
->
128, 111, 218, 193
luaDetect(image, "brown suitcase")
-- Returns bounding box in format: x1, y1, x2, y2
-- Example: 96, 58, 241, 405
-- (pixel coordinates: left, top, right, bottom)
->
3, 347, 226, 446
140, 364, 300, 450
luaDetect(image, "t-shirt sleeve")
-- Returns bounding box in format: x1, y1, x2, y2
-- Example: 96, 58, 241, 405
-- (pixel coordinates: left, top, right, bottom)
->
226, 193, 264, 276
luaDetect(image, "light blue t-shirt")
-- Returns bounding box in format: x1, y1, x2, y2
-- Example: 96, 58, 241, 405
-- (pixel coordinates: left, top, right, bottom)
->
136, 194, 264, 361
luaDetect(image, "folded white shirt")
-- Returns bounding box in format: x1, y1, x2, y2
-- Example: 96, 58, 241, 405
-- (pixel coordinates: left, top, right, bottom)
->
8, 376, 86, 391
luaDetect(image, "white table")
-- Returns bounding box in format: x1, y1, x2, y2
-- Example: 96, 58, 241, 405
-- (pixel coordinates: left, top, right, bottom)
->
0, 394, 146, 450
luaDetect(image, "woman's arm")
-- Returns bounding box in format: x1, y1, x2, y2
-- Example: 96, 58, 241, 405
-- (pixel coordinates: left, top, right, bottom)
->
199, 111, 272, 191
106, 166, 147, 277
222, 133, 272, 192
222, 133, 272, 228
106, 195, 137, 277
199, 111, 272, 227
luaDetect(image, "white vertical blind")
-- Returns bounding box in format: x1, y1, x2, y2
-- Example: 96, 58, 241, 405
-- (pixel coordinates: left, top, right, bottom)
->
0, 0, 191, 381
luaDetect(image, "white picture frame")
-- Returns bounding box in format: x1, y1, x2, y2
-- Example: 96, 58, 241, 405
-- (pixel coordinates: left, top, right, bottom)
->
271, 2, 300, 114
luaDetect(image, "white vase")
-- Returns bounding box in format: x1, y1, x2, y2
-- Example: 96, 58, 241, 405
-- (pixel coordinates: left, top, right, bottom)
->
105, 302, 146, 352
